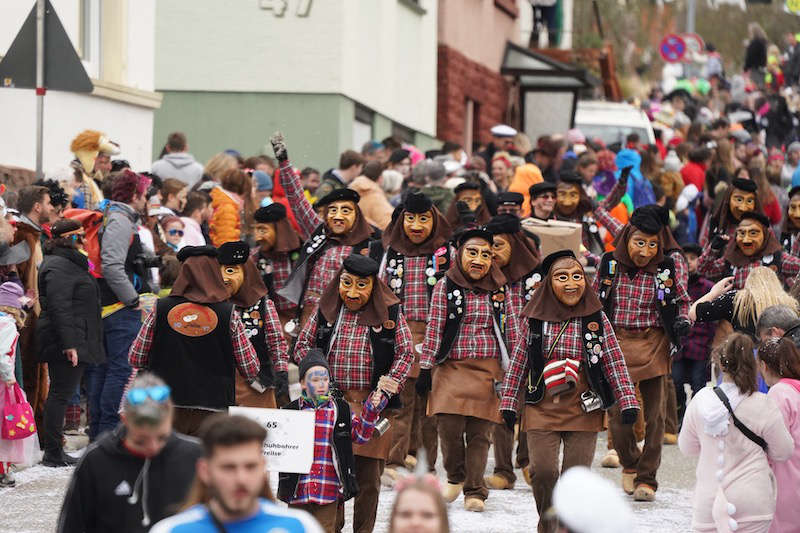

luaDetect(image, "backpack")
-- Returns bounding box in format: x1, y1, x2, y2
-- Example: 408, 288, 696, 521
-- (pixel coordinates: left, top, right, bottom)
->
631, 177, 656, 209
62, 207, 108, 278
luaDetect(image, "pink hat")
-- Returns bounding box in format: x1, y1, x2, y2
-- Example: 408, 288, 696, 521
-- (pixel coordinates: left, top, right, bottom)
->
566, 128, 586, 145
0, 282, 24, 309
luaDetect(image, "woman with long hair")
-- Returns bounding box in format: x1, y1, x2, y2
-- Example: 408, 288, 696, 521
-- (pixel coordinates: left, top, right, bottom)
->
209, 168, 252, 246
388, 476, 451, 533
679, 333, 793, 533
748, 165, 781, 225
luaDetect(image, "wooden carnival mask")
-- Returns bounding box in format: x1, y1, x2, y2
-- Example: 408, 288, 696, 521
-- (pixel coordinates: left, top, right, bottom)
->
789, 195, 800, 229
491, 234, 513, 268
460, 237, 493, 280
627, 229, 660, 268
556, 182, 581, 216
403, 210, 434, 244
729, 189, 756, 221
456, 190, 482, 212
220, 264, 245, 296
735, 219, 765, 257
253, 222, 277, 250
339, 272, 374, 311
550, 257, 586, 306
326, 200, 357, 235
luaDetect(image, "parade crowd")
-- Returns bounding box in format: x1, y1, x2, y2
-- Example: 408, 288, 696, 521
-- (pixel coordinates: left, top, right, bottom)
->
1, 26, 800, 533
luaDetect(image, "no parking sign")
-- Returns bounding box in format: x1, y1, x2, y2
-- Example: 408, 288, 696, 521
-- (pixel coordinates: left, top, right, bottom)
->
660, 34, 687, 63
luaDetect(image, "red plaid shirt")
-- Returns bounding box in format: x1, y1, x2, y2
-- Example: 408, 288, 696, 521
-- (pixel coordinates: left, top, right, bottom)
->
500, 313, 637, 412
279, 160, 320, 241
594, 206, 624, 237
592, 251, 690, 329
697, 249, 800, 289
250, 249, 296, 312
305, 246, 353, 309
294, 307, 413, 391
239, 297, 289, 373
128, 308, 260, 381
507, 280, 528, 319
379, 254, 430, 322
290, 393, 387, 504
419, 279, 520, 369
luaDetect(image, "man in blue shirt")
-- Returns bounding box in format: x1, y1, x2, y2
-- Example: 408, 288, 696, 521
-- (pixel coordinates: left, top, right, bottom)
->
150, 415, 322, 533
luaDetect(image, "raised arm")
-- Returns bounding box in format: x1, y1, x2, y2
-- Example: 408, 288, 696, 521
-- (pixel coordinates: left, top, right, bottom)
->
270, 132, 321, 239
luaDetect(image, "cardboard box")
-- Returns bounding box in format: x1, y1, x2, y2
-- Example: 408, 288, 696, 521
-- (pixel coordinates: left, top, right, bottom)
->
521, 218, 583, 258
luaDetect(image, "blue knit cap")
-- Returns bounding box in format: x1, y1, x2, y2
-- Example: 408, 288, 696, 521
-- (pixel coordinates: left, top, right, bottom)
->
253, 170, 273, 191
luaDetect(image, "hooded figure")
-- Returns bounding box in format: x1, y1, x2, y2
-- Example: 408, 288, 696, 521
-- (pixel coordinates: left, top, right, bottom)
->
779, 185, 800, 254
592, 205, 691, 503
500, 250, 637, 532
271, 133, 380, 332
555, 171, 605, 264
379, 191, 453, 481
70, 129, 120, 210
698, 210, 800, 289
127, 246, 260, 436
218, 241, 289, 409
293, 254, 413, 533
417, 229, 520, 513
445, 181, 491, 231
699, 178, 765, 248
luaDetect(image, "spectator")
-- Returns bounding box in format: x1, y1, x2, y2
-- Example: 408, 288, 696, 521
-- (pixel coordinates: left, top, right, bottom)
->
57, 373, 203, 532
179, 191, 212, 247
161, 216, 185, 252
386, 149, 412, 183
151, 414, 322, 533
37, 220, 103, 467
209, 168, 249, 247
151, 132, 205, 186
744, 23, 768, 81
388, 476, 451, 533
161, 178, 188, 215
349, 161, 394, 230
380, 169, 404, 206
243, 155, 275, 176
361, 140, 387, 163
782, 142, 800, 188
203, 153, 238, 184
300, 167, 321, 199
252, 170, 273, 207
680, 146, 711, 191
756, 305, 800, 341
748, 165, 781, 225
318, 150, 366, 200
490, 152, 513, 192
507, 150, 544, 217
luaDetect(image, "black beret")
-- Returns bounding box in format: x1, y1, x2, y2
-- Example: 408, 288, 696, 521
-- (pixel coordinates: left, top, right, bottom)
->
177, 245, 218, 262
217, 241, 250, 265
51, 218, 82, 237
298, 349, 330, 381
496, 192, 524, 206
315, 188, 360, 207
682, 243, 703, 256
731, 178, 757, 193
404, 191, 433, 214
789, 185, 800, 199
485, 214, 521, 235
529, 182, 557, 198
389, 149, 411, 164
540, 249, 577, 276
739, 211, 771, 228
557, 171, 583, 186
342, 253, 379, 277
630, 205, 669, 235
253, 203, 287, 223
454, 181, 481, 195
455, 228, 494, 248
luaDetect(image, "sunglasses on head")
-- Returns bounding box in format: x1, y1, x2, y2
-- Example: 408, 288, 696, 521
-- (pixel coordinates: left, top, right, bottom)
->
167, 229, 184, 237
126, 385, 171, 405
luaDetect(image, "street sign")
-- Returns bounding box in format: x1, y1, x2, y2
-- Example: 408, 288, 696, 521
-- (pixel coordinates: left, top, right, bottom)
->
659, 34, 687, 63
0, 0, 92, 92
681, 33, 705, 57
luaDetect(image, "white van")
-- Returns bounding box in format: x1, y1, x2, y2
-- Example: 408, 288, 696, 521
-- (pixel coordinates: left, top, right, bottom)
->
574, 101, 655, 147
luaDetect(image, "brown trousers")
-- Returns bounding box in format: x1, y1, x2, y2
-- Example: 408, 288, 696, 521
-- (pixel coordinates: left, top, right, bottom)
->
410, 390, 438, 470
437, 414, 493, 500
492, 422, 529, 483
173, 407, 220, 437
608, 374, 665, 489
527, 430, 598, 533
606, 385, 646, 449
387, 376, 417, 468
664, 372, 679, 435
291, 502, 338, 533
335, 455, 383, 533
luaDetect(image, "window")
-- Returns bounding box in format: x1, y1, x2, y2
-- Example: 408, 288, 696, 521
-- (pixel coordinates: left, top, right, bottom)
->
464, 99, 480, 154
391, 122, 414, 144
78, 0, 100, 78
353, 104, 374, 152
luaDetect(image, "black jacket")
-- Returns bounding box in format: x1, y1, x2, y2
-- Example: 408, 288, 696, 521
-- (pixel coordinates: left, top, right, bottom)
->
56, 426, 202, 533
36, 246, 104, 365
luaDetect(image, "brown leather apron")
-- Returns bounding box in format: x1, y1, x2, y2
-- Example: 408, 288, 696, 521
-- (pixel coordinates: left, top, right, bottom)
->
299, 291, 321, 330
234, 374, 277, 408
406, 320, 426, 379
522, 369, 603, 432
427, 357, 503, 424
344, 390, 393, 460
616, 327, 670, 383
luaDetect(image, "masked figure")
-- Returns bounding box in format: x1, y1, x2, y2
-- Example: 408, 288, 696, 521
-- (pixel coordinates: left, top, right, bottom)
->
250, 204, 301, 340
417, 229, 521, 513
128, 246, 260, 436
378, 191, 453, 483
698, 178, 764, 249
698, 211, 800, 289
218, 241, 289, 409
445, 181, 491, 231
496, 192, 525, 217
592, 205, 691, 502
500, 250, 637, 533
70, 129, 120, 210
271, 134, 379, 331
780, 185, 800, 256
294, 254, 413, 533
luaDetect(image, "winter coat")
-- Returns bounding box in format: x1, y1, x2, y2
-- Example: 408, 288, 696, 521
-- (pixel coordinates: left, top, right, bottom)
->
209, 186, 242, 247
744, 38, 767, 72
100, 201, 141, 306
57, 426, 202, 533
766, 380, 800, 533
508, 163, 544, 217
36, 246, 104, 365
12, 218, 42, 315
151, 153, 204, 187
348, 176, 393, 230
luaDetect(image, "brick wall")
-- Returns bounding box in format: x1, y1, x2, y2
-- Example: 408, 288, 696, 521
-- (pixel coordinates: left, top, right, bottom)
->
436, 44, 509, 147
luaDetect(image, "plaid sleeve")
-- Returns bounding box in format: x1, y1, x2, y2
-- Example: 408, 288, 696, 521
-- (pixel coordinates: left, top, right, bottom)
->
231, 312, 260, 381
670, 251, 691, 318
792, 236, 800, 257
500, 317, 529, 412
419, 279, 447, 369
591, 265, 601, 293
128, 309, 155, 369
782, 253, 800, 279
594, 206, 624, 238
351, 392, 388, 444
600, 312, 638, 412
503, 291, 521, 369
698, 217, 710, 248
263, 299, 289, 372
293, 310, 319, 364
279, 160, 321, 240
388, 311, 414, 388
697, 247, 728, 279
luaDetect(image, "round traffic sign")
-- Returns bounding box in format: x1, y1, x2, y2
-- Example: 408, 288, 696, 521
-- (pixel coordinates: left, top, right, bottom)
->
681, 33, 705, 57
660, 34, 687, 63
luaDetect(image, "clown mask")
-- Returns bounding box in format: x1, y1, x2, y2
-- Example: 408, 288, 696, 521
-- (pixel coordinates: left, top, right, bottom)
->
556, 183, 581, 216
403, 210, 434, 244
550, 258, 586, 307
326, 200, 357, 235
491, 234, 513, 268
789, 196, 800, 229
220, 264, 245, 296
339, 272, 374, 311
456, 190, 482, 212
627, 230, 660, 268
729, 189, 756, 221
461, 237, 493, 280
253, 222, 277, 251
735, 220, 764, 256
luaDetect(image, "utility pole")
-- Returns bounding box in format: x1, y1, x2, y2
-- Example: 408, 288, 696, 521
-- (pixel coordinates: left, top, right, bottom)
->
686, 0, 696, 34
35, 0, 44, 178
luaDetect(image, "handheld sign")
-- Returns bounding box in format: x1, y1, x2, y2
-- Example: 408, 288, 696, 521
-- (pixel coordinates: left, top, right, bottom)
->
229, 407, 315, 473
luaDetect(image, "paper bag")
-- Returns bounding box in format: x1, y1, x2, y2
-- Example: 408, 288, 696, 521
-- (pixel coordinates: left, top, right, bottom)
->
522, 218, 582, 257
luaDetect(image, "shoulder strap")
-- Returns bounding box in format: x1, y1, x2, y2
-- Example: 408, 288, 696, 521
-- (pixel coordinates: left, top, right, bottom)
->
713, 387, 768, 451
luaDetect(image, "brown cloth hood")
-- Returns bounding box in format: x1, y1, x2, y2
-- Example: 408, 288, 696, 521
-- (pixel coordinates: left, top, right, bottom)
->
229, 259, 269, 308
501, 232, 541, 284
171, 256, 230, 304
445, 243, 507, 292
265, 217, 301, 257
317, 269, 401, 327
522, 257, 603, 323
444, 198, 491, 229
381, 205, 452, 256
611, 223, 681, 274
324, 203, 374, 246
723, 220, 782, 267
711, 184, 765, 233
